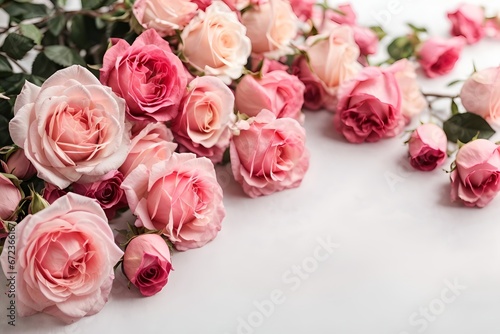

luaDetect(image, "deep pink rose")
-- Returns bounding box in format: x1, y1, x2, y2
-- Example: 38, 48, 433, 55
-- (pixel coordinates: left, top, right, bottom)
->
408, 124, 448, 171
334, 65, 405, 143
42, 182, 67, 204
289, 0, 316, 20
191, 0, 212, 10
1, 148, 36, 180
122, 153, 225, 251
123, 234, 173, 297
120, 122, 177, 178
417, 37, 466, 78
447, 4, 485, 44
292, 56, 329, 111
460, 67, 500, 125
172, 76, 234, 164
0, 173, 22, 220
235, 71, 305, 122
451, 139, 500, 208
0, 193, 123, 323
230, 109, 310, 198
100, 29, 187, 122
72, 170, 127, 219
9, 66, 129, 189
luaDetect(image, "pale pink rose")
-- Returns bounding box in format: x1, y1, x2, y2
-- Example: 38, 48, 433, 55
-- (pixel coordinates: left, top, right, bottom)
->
292, 56, 329, 111
120, 122, 177, 177
408, 124, 447, 171
100, 29, 187, 122
235, 71, 305, 122
334, 65, 405, 143
122, 153, 225, 251
393, 59, 427, 122
132, 0, 198, 37
9, 66, 129, 189
289, 0, 316, 20
123, 234, 173, 297
460, 67, 500, 125
447, 4, 485, 44
485, 14, 500, 39
0, 173, 21, 220
451, 139, 500, 208
417, 37, 466, 78
241, 0, 299, 58
72, 170, 127, 220
172, 76, 234, 164
42, 182, 67, 204
305, 25, 362, 111
0, 193, 123, 323
180, 2, 251, 84
1, 148, 36, 180
230, 109, 310, 198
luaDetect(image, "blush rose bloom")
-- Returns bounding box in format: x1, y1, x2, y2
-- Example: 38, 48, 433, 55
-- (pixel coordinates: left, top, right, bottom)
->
132, 0, 198, 37
417, 37, 466, 78
180, 2, 251, 84
408, 124, 448, 171
334, 64, 405, 143
393, 59, 427, 122
230, 109, 310, 198
0, 173, 21, 220
100, 29, 187, 122
72, 170, 127, 220
122, 153, 225, 251
1, 148, 36, 180
235, 71, 305, 122
123, 234, 173, 297
460, 67, 500, 125
451, 139, 500, 208
447, 4, 485, 44
241, 0, 299, 58
292, 56, 330, 111
0, 193, 123, 323
9, 65, 129, 189
172, 76, 234, 164
120, 122, 177, 178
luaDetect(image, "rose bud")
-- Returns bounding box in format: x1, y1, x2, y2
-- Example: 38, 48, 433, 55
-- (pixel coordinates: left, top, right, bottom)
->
447, 4, 485, 44
451, 139, 500, 208
408, 124, 447, 171
123, 234, 173, 297
1, 148, 36, 180
28, 190, 50, 215
0, 173, 22, 220
42, 182, 67, 204
460, 66, 500, 125
417, 37, 466, 78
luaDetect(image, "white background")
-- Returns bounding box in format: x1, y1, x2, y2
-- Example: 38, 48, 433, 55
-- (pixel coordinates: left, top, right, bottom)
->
2, 0, 500, 333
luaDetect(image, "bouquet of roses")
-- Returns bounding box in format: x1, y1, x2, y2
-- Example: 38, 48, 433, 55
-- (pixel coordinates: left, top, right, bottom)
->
0, 0, 499, 325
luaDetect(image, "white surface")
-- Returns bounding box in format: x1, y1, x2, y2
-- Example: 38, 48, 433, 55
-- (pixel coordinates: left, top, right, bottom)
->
2, 0, 500, 333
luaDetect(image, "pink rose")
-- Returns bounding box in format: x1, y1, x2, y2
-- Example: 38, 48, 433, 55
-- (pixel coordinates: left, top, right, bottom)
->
241, 0, 299, 58
408, 124, 448, 171
485, 14, 500, 39
100, 29, 187, 122
451, 139, 500, 208
447, 4, 485, 44
43, 182, 67, 204
132, 0, 198, 37
1, 148, 36, 180
460, 67, 500, 125
235, 71, 305, 122
122, 153, 225, 251
123, 234, 173, 297
247, 56, 288, 74
289, 0, 315, 20
417, 37, 466, 78
172, 76, 234, 164
191, 0, 212, 11
326, 4, 357, 25
221, 0, 250, 11
9, 66, 129, 189
0, 173, 22, 220
292, 56, 329, 111
180, 2, 251, 84
0, 193, 123, 323
393, 59, 426, 122
72, 170, 127, 220
120, 122, 177, 178
230, 109, 310, 198
334, 65, 405, 143
305, 25, 362, 111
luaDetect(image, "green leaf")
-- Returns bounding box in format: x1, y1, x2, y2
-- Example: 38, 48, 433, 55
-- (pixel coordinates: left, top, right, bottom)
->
44, 45, 86, 67
82, 0, 117, 9
47, 15, 66, 36
1, 33, 35, 60
69, 15, 106, 50
443, 112, 495, 143
407, 23, 427, 33
3, 2, 48, 23
451, 99, 459, 116
387, 36, 414, 61
0, 55, 13, 76
447, 79, 463, 87
32, 52, 62, 79
19, 24, 43, 45
0, 73, 28, 95
370, 26, 387, 41
0, 112, 12, 147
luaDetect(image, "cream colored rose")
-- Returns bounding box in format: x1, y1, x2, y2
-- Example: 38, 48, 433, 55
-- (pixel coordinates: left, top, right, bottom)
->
241, 0, 299, 58
393, 59, 426, 121
180, 2, 251, 84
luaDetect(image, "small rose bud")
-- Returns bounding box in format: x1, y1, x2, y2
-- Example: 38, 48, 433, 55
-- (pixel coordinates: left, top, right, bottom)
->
0, 173, 22, 220
408, 123, 447, 171
29, 190, 50, 215
2, 148, 36, 180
